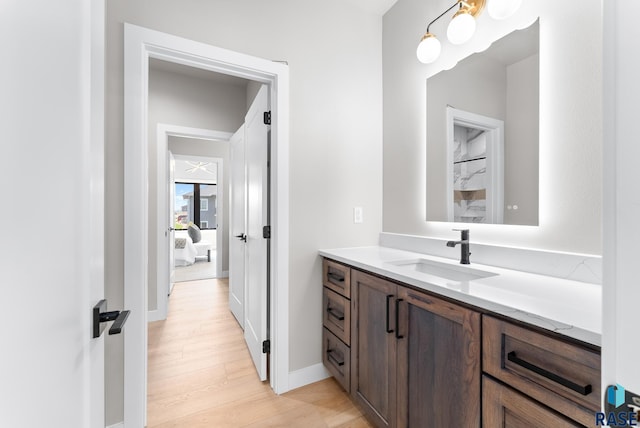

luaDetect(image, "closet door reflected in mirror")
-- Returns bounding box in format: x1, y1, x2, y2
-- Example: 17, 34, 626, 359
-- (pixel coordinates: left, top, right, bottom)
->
447, 108, 504, 224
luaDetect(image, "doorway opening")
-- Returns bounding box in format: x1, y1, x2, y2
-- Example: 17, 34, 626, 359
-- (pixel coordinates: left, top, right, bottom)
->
172, 155, 222, 283
152, 124, 233, 322
124, 24, 290, 427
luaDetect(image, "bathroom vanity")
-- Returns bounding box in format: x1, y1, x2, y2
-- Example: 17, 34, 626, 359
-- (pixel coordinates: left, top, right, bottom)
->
320, 247, 601, 428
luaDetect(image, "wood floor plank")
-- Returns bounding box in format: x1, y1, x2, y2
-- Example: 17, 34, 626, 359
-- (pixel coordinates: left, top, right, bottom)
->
147, 279, 371, 427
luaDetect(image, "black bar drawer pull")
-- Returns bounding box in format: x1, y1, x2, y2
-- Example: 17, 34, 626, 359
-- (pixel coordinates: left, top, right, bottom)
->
327, 349, 345, 367
327, 307, 345, 321
386, 294, 394, 333
327, 272, 345, 283
507, 351, 592, 396
395, 298, 404, 339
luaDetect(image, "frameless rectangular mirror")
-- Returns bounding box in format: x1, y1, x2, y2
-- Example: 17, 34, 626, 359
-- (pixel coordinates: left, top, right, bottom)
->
426, 19, 539, 225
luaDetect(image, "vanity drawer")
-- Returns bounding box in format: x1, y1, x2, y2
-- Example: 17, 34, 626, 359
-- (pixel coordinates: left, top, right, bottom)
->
323, 287, 351, 345
323, 327, 351, 392
483, 316, 600, 426
483, 376, 582, 428
323, 259, 351, 298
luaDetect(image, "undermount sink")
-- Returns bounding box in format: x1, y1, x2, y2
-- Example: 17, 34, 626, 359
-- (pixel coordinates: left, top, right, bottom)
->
388, 258, 498, 282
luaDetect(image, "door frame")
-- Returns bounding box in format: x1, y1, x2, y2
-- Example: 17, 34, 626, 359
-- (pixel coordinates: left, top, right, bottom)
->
229, 125, 246, 328
152, 124, 232, 322
124, 24, 290, 427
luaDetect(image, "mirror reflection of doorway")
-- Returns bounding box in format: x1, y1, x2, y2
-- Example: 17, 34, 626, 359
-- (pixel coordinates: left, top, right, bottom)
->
446, 107, 504, 224
452, 124, 488, 223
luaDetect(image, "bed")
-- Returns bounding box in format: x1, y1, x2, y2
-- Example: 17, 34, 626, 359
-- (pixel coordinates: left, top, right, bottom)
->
174, 230, 214, 266
174, 232, 198, 266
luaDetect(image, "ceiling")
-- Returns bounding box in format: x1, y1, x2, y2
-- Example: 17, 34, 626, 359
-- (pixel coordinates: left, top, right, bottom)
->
345, 0, 398, 15
174, 157, 218, 183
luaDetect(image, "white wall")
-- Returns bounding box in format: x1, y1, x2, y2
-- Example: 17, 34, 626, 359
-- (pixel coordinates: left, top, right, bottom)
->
383, 0, 602, 254
147, 67, 245, 312
106, 1, 383, 424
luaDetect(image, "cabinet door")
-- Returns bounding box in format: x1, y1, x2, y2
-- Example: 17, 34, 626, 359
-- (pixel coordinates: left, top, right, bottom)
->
396, 287, 481, 428
483, 376, 582, 427
351, 270, 398, 428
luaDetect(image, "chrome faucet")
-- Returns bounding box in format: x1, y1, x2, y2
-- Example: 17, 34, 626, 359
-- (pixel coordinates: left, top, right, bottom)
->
446, 229, 470, 264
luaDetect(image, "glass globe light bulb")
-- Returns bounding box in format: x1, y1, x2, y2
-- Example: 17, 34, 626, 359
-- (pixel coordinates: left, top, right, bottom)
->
447, 11, 476, 45
416, 33, 442, 64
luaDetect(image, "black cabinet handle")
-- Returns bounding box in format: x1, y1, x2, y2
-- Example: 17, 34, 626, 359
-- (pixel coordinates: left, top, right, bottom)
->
326, 307, 345, 321
235, 233, 247, 242
327, 272, 345, 283
395, 298, 404, 339
507, 351, 592, 396
327, 349, 345, 367
386, 294, 394, 333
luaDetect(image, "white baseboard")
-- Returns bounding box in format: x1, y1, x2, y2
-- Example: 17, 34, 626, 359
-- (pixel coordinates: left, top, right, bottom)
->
221, 270, 229, 278
147, 309, 165, 322
106, 422, 124, 428
287, 363, 330, 391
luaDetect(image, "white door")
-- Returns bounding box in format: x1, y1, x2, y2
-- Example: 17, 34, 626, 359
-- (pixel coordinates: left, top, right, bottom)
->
168, 151, 176, 295
244, 85, 270, 380
229, 126, 246, 328
1, 0, 105, 426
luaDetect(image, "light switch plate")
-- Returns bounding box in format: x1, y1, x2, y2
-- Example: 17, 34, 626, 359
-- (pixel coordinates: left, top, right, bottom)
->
354, 207, 363, 224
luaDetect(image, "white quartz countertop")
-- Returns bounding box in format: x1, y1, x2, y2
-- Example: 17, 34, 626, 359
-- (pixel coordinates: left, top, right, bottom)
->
319, 246, 602, 347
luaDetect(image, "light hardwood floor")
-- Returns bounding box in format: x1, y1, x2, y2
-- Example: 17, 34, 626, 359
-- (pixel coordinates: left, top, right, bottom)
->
147, 278, 371, 427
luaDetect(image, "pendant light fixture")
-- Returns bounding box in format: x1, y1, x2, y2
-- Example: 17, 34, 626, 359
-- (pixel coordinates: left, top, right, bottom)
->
417, 0, 521, 64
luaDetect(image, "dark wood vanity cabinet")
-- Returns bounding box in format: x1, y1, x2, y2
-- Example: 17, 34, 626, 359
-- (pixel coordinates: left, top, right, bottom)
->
321, 258, 601, 428
350, 268, 481, 428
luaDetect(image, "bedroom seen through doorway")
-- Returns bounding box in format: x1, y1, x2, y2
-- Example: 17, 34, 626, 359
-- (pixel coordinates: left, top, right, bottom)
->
172, 154, 222, 283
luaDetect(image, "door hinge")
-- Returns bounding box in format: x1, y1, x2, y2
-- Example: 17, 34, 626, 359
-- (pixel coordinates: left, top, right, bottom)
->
263, 111, 271, 125
262, 339, 271, 354
263, 225, 271, 239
